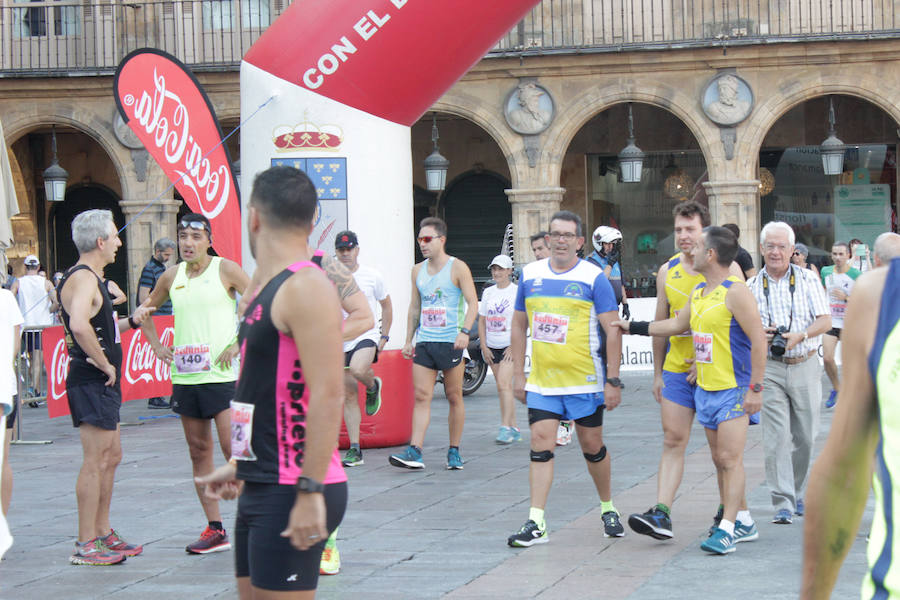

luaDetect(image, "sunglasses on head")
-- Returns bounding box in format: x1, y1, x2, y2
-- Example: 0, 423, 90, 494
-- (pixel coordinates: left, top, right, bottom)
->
417, 235, 440, 244
179, 220, 209, 233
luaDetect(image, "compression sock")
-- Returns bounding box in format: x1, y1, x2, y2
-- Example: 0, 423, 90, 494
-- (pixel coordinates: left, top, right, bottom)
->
655, 503, 671, 516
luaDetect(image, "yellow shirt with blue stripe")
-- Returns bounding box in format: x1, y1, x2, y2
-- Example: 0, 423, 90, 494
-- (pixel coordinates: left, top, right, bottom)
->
864, 257, 900, 599
663, 253, 706, 374
689, 276, 751, 391
516, 258, 618, 395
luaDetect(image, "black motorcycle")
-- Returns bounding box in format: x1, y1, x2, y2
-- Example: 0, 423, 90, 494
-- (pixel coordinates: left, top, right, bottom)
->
435, 321, 488, 396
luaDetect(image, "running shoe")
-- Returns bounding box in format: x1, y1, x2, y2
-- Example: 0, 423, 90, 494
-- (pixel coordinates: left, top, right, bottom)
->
147, 397, 171, 409
708, 505, 724, 537
701, 528, 736, 555
186, 526, 231, 554
795, 498, 805, 516
733, 520, 759, 543
365, 376, 383, 416
70, 538, 126, 566
100, 529, 143, 557
342, 447, 364, 467
389, 445, 424, 469
628, 507, 673, 540
447, 447, 464, 470
556, 421, 572, 446
507, 519, 548, 547
602, 510, 625, 538
496, 426, 516, 445
319, 546, 340, 575
772, 509, 793, 524
825, 389, 838, 409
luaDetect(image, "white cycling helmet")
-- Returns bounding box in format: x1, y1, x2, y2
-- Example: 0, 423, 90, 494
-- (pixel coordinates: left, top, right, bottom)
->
592, 225, 623, 252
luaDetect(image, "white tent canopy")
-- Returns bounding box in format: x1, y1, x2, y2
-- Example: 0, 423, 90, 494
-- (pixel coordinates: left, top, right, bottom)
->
0, 118, 20, 281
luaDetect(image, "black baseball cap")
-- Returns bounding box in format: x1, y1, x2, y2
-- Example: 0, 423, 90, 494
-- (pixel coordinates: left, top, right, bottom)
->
335, 230, 358, 249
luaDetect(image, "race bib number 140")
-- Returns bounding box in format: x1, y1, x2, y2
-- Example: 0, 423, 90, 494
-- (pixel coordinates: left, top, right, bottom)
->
174, 344, 212, 373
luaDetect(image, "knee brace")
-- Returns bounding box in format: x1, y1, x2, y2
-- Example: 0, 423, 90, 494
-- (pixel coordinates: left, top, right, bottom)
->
583, 445, 607, 463
530, 449, 554, 462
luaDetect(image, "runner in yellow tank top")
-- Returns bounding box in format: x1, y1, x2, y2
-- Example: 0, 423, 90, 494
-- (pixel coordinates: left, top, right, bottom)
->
140, 213, 250, 555
627, 202, 748, 543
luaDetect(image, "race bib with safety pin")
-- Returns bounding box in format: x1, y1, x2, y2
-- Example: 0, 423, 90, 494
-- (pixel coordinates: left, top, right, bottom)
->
532, 312, 569, 344
230, 401, 257, 461
422, 307, 447, 328
693, 331, 713, 364
174, 344, 212, 373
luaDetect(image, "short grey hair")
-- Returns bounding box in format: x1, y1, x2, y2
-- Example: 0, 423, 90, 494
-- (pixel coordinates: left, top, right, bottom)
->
759, 221, 795, 246
154, 238, 176, 253
874, 232, 900, 265
72, 209, 114, 254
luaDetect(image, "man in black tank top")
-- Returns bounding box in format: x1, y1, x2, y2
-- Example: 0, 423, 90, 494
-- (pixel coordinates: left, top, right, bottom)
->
196, 167, 348, 595
57, 210, 155, 566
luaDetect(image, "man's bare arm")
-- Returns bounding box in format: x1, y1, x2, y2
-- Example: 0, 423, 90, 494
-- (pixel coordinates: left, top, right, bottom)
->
454, 259, 480, 331
378, 296, 393, 347
44, 279, 60, 312
221, 259, 250, 297
652, 265, 670, 377
404, 265, 422, 347
801, 270, 884, 599
320, 253, 360, 300
140, 267, 177, 360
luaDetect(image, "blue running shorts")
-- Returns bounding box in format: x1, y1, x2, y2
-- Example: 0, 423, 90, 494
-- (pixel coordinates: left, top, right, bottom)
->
694, 387, 759, 430
525, 391, 604, 421
661, 370, 696, 410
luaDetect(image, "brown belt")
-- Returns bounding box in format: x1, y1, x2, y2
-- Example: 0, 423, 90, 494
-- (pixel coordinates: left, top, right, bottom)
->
769, 350, 816, 365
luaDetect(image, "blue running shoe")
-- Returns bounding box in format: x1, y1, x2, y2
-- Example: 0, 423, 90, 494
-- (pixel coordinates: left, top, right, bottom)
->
795, 498, 805, 516
447, 447, 464, 470
628, 507, 673, 540
733, 520, 759, 543
825, 389, 837, 408
701, 528, 735, 554
389, 445, 424, 469
772, 509, 793, 524
510, 428, 522, 442
496, 427, 515, 445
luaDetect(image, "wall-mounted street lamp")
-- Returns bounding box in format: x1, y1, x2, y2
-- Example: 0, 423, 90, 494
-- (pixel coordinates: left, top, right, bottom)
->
423, 114, 450, 192
42, 126, 69, 202
820, 97, 845, 176
617, 103, 644, 183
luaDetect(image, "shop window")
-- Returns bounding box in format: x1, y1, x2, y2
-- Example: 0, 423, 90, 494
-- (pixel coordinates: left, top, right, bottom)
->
588, 151, 708, 298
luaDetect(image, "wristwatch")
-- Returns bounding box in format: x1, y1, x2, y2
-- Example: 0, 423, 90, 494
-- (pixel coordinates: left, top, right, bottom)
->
295, 476, 325, 494
460, 327, 473, 336
749, 383, 763, 393
380, 334, 390, 341
607, 377, 625, 389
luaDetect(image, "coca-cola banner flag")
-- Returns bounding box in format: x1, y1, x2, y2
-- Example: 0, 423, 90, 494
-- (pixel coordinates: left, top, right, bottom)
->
114, 49, 241, 264
42, 316, 175, 419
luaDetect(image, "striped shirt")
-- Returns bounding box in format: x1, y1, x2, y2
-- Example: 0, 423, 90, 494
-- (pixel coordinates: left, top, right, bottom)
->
138, 256, 172, 315
747, 264, 829, 358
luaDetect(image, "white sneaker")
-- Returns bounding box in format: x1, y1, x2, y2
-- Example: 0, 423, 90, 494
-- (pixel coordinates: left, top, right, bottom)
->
556, 421, 572, 446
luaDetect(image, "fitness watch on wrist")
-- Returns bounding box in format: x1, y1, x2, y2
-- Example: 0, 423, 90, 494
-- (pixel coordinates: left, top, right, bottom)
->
749, 383, 763, 393
607, 377, 625, 389
460, 327, 472, 336
295, 476, 325, 494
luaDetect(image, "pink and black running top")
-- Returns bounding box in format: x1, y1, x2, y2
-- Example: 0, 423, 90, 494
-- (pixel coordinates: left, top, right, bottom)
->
234, 259, 346, 486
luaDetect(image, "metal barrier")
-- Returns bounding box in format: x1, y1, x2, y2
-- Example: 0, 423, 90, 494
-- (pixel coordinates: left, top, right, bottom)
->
11, 326, 52, 445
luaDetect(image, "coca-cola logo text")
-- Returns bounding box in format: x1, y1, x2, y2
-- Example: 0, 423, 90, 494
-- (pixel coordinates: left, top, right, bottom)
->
49, 338, 69, 401
124, 327, 174, 385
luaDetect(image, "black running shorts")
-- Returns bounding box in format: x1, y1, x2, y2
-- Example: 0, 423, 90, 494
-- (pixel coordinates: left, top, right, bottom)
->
344, 338, 378, 368
234, 481, 348, 591
413, 341, 464, 372
827, 327, 842, 339
171, 381, 235, 419
67, 380, 121, 430
5, 400, 16, 430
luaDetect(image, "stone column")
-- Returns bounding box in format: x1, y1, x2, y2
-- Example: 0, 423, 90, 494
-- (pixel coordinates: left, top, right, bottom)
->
505, 187, 565, 264
119, 198, 181, 311
702, 180, 761, 266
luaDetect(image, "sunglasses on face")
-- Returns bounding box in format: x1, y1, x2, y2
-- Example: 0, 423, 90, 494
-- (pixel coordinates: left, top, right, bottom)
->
179, 220, 210, 233
417, 235, 441, 244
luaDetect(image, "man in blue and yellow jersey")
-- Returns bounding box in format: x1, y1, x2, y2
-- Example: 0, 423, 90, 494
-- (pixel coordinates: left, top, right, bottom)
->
617, 226, 767, 554
507, 210, 625, 546
801, 256, 900, 599
628, 201, 747, 541
141, 213, 249, 555
392, 217, 479, 471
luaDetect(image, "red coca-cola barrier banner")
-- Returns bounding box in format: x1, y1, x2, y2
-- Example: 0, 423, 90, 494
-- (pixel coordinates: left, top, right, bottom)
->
42, 316, 175, 419
113, 49, 241, 264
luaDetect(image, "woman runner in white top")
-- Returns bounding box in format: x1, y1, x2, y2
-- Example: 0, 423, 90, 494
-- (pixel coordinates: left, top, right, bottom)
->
478, 255, 520, 444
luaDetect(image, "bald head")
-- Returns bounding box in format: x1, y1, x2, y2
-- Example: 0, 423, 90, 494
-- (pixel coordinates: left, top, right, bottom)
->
874, 232, 900, 267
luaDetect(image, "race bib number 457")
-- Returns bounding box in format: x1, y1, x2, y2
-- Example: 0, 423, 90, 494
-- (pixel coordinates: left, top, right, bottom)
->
532, 312, 569, 344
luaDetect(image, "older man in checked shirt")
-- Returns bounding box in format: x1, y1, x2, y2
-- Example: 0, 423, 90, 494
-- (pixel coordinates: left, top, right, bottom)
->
747, 222, 830, 526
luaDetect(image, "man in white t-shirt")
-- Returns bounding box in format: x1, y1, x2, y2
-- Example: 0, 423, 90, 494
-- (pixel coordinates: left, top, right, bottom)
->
479, 255, 520, 444
820, 241, 861, 409
1, 283, 24, 560
11, 255, 57, 399
334, 230, 393, 467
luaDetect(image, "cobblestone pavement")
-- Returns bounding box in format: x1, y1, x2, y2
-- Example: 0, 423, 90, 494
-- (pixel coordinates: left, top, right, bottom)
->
1, 372, 869, 599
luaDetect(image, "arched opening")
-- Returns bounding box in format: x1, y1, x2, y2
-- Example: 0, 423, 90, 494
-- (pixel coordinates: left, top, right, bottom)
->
411, 114, 512, 286
759, 94, 898, 270
562, 102, 706, 297
50, 184, 128, 297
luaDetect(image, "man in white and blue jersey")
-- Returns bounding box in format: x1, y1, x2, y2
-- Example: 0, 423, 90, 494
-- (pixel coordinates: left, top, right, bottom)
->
391, 217, 479, 471
507, 211, 625, 546
802, 255, 900, 599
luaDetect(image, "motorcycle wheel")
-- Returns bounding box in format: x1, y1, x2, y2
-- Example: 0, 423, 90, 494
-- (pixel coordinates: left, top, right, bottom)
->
461, 358, 487, 396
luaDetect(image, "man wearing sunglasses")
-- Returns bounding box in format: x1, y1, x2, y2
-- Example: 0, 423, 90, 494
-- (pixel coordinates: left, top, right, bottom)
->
141, 212, 250, 555
393, 217, 479, 470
